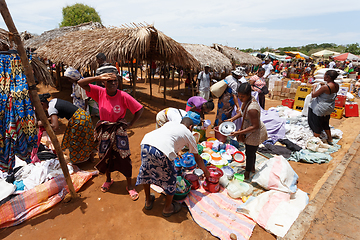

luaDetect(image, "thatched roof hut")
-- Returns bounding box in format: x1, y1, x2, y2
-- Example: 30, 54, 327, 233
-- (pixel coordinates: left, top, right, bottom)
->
181, 43, 233, 72
0, 28, 54, 86
212, 44, 262, 65
35, 23, 199, 71
0, 27, 11, 51
24, 21, 104, 50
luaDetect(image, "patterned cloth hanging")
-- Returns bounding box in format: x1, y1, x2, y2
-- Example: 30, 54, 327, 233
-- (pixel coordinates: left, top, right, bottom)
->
0, 53, 37, 172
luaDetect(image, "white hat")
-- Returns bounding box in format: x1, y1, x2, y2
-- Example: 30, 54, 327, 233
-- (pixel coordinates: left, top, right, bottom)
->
204, 63, 211, 68
231, 67, 247, 77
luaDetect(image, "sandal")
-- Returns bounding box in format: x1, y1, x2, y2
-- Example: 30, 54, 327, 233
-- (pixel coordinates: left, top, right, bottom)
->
126, 187, 139, 201
101, 179, 114, 192
162, 202, 182, 217
145, 193, 155, 210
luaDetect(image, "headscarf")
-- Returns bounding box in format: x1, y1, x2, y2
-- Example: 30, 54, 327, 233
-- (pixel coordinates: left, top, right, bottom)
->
184, 111, 201, 125
64, 67, 82, 81
231, 66, 248, 77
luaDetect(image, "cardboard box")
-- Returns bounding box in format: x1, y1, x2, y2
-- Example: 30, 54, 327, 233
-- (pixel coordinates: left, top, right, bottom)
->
290, 88, 297, 94
290, 93, 296, 99
284, 88, 290, 93
274, 96, 281, 100
274, 81, 282, 86
273, 91, 281, 96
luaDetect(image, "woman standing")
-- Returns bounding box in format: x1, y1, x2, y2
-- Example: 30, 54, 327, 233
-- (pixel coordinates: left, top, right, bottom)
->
214, 67, 247, 126
64, 67, 89, 112
308, 70, 339, 145
78, 72, 144, 200
228, 83, 268, 180
249, 68, 266, 109
39, 94, 97, 164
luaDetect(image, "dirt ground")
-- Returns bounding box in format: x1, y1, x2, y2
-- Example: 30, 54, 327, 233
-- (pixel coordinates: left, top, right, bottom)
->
1, 75, 359, 240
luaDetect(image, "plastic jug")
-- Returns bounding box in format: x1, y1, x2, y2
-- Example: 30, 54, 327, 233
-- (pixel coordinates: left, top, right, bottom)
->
226, 180, 253, 199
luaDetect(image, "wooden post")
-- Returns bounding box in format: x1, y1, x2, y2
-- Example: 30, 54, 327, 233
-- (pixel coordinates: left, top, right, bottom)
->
163, 61, 168, 105
158, 65, 162, 93
133, 59, 137, 98
0, 0, 77, 199
55, 64, 61, 91
171, 65, 175, 90
178, 67, 181, 97
149, 60, 152, 100
140, 61, 143, 82
191, 69, 194, 97
120, 61, 123, 90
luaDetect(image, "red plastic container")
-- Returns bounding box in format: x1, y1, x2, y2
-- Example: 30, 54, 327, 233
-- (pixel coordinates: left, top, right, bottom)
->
335, 95, 346, 107
185, 174, 200, 190
282, 99, 295, 109
345, 103, 359, 117
202, 180, 220, 193
206, 166, 224, 183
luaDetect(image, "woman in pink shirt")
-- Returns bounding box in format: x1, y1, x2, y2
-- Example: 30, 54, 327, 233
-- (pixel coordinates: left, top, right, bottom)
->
78, 72, 144, 200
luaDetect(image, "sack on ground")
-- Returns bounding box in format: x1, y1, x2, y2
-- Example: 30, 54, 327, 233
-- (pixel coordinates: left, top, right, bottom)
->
252, 155, 298, 193
210, 79, 227, 98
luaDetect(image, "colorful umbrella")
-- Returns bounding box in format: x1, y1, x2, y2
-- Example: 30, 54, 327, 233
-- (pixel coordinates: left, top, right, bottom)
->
332, 53, 360, 61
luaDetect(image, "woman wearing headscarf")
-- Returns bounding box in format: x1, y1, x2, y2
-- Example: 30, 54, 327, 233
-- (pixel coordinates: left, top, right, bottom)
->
214, 67, 247, 126
78, 72, 144, 200
186, 96, 214, 119
64, 67, 89, 112
38, 93, 97, 164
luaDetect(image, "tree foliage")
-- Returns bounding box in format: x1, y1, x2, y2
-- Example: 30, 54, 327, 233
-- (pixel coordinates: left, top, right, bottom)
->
60, 3, 102, 27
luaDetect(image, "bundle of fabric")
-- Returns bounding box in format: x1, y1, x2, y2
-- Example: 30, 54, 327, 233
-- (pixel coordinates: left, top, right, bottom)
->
0, 53, 37, 172
237, 156, 308, 237
183, 187, 256, 240
0, 169, 97, 228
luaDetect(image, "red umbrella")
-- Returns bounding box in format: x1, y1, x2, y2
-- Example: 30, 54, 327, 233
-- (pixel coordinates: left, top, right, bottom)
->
332, 53, 360, 61
285, 56, 292, 59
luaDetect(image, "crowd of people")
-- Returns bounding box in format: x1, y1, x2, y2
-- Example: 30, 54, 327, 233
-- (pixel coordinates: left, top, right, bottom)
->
35, 51, 358, 217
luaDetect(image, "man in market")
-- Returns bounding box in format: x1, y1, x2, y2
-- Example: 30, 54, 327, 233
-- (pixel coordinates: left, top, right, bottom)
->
136, 117, 210, 217
262, 58, 274, 85
197, 64, 211, 100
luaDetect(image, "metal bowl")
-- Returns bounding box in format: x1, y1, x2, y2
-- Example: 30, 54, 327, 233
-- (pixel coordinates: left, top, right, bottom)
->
218, 122, 236, 136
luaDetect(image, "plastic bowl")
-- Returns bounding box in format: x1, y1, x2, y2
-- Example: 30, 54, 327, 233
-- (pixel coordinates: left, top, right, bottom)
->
174, 179, 192, 200
233, 151, 245, 163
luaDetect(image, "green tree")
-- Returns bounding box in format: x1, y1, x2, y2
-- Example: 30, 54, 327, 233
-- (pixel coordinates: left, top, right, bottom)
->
60, 3, 102, 27
345, 43, 360, 55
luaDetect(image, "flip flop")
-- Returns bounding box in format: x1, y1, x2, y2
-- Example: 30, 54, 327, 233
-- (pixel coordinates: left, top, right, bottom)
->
162, 202, 182, 217
101, 179, 114, 192
144, 193, 155, 210
126, 187, 139, 201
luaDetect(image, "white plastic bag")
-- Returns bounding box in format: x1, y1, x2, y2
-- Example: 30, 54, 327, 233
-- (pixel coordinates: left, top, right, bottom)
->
301, 94, 312, 117
252, 155, 298, 193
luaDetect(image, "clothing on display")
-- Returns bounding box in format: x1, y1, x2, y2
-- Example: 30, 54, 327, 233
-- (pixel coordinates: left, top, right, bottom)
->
0, 53, 37, 172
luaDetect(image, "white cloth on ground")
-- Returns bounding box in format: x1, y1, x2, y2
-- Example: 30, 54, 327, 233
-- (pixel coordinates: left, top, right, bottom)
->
0, 179, 16, 201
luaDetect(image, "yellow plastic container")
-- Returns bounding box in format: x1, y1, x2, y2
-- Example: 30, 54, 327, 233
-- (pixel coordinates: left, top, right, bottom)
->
330, 107, 344, 119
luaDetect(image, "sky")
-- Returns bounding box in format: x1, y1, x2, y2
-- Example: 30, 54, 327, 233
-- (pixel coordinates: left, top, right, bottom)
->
1, 0, 360, 49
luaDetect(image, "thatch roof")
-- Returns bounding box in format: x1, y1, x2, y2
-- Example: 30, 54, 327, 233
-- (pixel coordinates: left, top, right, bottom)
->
212, 44, 262, 65
35, 23, 199, 70
0, 27, 11, 51
24, 21, 104, 50
181, 43, 232, 72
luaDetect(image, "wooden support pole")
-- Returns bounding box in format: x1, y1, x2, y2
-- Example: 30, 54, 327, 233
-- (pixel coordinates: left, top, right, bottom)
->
149, 60, 152, 100
0, 0, 77, 199
171, 65, 175, 90
178, 67, 181, 95
133, 59, 137, 98
55, 64, 61, 91
163, 62, 167, 105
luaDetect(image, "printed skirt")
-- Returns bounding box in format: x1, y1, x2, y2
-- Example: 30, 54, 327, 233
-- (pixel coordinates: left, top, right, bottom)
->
61, 108, 97, 164
136, 144, 176, 195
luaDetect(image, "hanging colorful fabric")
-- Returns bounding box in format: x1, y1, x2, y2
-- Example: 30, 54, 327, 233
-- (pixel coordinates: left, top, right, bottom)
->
0, 53, 37, 172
